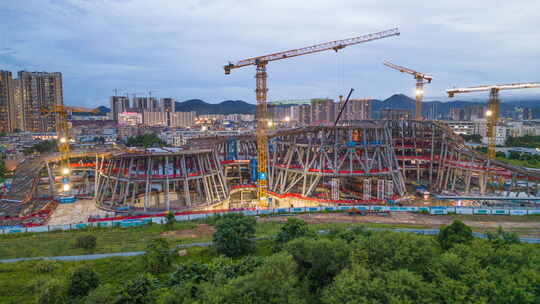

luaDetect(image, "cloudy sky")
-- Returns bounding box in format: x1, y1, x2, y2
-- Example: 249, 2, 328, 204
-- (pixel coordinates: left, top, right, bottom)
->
1, 0, 539, 107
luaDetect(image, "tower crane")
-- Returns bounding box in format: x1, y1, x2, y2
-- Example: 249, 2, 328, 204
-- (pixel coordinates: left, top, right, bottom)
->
41, 105, 100, 193
383, 61, 432, 120
447, 82, 540, 159
224, 28, 400, 200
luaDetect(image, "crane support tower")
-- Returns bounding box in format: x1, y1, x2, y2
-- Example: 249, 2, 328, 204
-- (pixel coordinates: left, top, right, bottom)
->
41, 105, 100, 192
224, 28, 400, 201
447, 82, 540, 159
383, 61, 432, 120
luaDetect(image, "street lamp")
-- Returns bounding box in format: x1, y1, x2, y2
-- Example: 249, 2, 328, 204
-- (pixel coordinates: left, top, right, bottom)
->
284, 116, 290, 123
486, 110, 493, 117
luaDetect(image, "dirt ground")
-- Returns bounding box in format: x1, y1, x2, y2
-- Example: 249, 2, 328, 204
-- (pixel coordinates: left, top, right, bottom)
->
47, 199, 107, 225
161, 224, 216, 238
258, 212, 540, 237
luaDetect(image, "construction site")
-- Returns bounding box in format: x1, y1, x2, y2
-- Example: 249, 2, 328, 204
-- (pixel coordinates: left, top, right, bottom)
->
1, 28, 540, 227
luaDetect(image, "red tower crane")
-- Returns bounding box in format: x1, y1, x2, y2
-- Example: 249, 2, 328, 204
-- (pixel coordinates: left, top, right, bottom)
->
224, 28, 400, 201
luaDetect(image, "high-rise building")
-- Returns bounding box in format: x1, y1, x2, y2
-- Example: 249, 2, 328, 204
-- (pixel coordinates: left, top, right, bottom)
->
170, 111, 197, 128
0, 71, 15, 132
143, 110, 167, 126
17, 71, 63, 132
110, 96, 130, 122
161, 98, 175, 112
133, 97, 159, 111
338, 98, 371, 121
311, 98, 335, 125
298, 104, 311, 126
380, 109, 411, 120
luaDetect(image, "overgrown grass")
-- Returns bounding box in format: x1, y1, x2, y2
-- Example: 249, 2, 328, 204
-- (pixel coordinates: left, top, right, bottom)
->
0, 240, 276, 303
2, 212, 539, 260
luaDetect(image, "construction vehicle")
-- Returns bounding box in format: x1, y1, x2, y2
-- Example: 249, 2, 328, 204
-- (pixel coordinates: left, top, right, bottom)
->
383, 61, 432, 120
224, 28, 400, 202
447, 82, 540, 159
41, 106, 100, 193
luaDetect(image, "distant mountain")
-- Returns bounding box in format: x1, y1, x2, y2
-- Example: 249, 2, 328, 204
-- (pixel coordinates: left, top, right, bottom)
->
72, 105, 110, 116
175, 99, 255, 115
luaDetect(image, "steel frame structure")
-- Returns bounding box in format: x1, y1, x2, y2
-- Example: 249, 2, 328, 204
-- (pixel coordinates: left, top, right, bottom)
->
94, 149, 228, 211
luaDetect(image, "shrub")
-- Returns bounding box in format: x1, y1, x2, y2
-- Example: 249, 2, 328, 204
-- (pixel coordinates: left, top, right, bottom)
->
35, 260, 58, 274
84, 283, 121, 304
212, 214, 256, 257
117, 273, 157, 304
67, 267, 99, 299
145, 238, 172, 274
37, 279, 66, 304
75, 235, 97, 250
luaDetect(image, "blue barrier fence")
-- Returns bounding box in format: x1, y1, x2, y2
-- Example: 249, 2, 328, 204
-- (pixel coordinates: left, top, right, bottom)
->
2, 205, 540, 235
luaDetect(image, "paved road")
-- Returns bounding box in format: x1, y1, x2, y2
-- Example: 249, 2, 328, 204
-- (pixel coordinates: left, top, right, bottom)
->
1, 229, 539, 264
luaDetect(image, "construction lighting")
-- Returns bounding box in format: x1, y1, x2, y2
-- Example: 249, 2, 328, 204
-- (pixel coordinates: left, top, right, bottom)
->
284, 116, 290, 122
62, 184, 71, 192
267, 120, 273, 127
486, 110, 493, 117
59, 137, 67, 143
415, 89, 423, 96
62, 167, 70, 175
201, 126, 207, 132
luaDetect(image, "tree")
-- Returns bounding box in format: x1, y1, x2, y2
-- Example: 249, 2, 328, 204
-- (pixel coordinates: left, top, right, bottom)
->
274, 218, 310, 249
322, 266, 433, 304
352, 231, 440, 277
67, 267, 99, 299
212, 214, 256, 257
486, 226, 520, 249
204, 253, 307, 304
116, 273, 157, 304
285, 238, 350, 292
437, 220, 473, 250
169, 262, 211, 286
144, 238, 172, 274
164, 211, 176, 231
126, 133, 166, 148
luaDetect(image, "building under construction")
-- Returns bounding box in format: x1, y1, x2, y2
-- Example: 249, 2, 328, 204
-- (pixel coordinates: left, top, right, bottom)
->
4, 119, 540, 221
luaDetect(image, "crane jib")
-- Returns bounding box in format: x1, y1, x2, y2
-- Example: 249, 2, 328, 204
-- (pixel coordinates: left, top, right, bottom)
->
225, 28, 400, 71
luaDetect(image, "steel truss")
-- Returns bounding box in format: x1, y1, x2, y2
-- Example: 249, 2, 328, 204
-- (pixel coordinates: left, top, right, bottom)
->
95, 150, 228, 211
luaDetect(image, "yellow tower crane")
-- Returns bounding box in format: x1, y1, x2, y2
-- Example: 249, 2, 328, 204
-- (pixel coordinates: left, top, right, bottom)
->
447, 82, 540, 159
383, 61, 432, 120
41, 105, 100, 192
224, 28, 400, 202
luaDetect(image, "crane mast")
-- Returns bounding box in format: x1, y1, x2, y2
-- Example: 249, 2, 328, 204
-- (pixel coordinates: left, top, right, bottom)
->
447, 82, 540, 159
41, 105, 101, 193
383, 61, 432, 120
224, 28, 400, 201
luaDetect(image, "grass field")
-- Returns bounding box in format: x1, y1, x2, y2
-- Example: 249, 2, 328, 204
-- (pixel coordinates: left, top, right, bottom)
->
1, 212, 539, 260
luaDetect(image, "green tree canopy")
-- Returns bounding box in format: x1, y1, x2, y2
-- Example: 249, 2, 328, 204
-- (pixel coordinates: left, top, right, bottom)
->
212, 214, 256, 257
126, 133, 166, 148
437, 220, 474, 250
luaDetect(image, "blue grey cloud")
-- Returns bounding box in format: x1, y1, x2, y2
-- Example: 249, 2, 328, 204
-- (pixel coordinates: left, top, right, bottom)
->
1, 0, 539, 107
